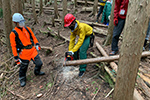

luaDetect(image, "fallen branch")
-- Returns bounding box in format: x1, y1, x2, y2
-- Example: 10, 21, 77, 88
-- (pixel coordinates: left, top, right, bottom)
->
137, 78, 150, 98
92, 85, 101, 100
41, 46, 53, 52
96, 42, 118, 72
90, 52, 116, 82
96, 42, 144, 100
138, 73, 150, 85
43, 7, 70, 11
64, 51, 150, 66
105, 88, 114, 98
0, 56, 13, 67
7, 89, 25, 99
47, 27, 70, 42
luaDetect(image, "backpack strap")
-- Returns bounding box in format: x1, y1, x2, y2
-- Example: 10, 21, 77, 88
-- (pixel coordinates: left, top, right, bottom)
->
12, 29, 24, 50
24, 26, 34, 45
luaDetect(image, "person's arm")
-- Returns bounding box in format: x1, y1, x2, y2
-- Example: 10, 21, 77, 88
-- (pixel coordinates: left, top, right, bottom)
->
114, 0, 121, 19
71, 30, 85, 53
69, 33, 76, 51
10, 32, 18, 57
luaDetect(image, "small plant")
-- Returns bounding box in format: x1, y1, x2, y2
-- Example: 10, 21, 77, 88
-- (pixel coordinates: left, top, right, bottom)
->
92, 81, 96, 84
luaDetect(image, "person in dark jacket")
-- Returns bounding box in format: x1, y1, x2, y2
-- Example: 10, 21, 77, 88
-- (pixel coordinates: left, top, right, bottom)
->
143, 19, 150, 51
109, 0, 129, 55
101, 0, 112, 25
96, 0, 107, 23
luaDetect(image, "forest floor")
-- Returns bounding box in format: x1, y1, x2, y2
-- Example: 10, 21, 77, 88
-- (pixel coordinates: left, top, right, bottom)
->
0, 0, 150, 100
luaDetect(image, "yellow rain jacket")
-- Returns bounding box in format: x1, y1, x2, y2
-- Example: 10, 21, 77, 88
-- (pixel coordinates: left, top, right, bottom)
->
69, 20, 93, 52
99, 0, 107, 6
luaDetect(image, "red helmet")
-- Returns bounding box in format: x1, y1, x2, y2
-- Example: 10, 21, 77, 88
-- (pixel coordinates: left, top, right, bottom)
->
64, 14, 76, 27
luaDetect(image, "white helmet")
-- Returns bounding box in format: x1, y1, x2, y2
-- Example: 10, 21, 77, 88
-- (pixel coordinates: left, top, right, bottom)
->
12, 13, 25, 22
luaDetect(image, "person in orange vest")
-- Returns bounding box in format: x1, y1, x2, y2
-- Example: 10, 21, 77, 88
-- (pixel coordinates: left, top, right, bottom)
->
10, 13, 45, 87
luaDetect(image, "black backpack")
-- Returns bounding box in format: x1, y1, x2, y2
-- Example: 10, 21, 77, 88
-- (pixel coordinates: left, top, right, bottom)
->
12, 26, 34, 52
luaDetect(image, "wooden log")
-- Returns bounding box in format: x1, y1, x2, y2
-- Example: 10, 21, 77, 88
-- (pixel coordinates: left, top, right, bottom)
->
64, 51, 150, 66
90, 52, 116, 82
93, 27, 108, 36
79, 20, 108, 28
47, 27, 70, 42
138, 73, 150, 85
96, 42, 118, 72
77, 0, 94, 5
95, 42, 144, 100
43, 7, 70, 11
80, 7, 100, 13
133, 89, 144, 100
137, 78, 150, 98
41, 46, 53, 52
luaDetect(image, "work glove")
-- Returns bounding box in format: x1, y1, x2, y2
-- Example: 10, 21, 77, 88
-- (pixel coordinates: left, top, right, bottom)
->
36, 43, 41, 51
68, 51, 74, 55
14, 56, 21, 65
114, 18, 118, 26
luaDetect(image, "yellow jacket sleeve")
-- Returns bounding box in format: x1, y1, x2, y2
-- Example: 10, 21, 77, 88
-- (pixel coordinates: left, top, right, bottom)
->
69, 29, 86, 53
69, 33, 76, 51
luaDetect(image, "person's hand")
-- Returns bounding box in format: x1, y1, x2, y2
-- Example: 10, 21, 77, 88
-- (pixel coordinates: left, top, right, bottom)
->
36, 43, 41, 51
14, 56, 21, 65
114, 18, 118, 26
68, 51, 74, 55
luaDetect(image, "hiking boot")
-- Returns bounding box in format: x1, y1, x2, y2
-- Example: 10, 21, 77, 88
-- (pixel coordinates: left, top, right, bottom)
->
79, 71, 85, 77
109, 51, 119, 56
20, 79, 26, 87
34, 71, 45, 76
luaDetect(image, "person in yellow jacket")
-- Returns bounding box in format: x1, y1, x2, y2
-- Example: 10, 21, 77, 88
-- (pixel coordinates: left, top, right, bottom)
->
96, 0, 107, 23
10, 13, 45, 87
64, 14, 94, 77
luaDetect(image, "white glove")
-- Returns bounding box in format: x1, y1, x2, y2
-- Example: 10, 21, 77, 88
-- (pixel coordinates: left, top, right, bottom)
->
68, 51, 74, 55
36, 45, 41, 51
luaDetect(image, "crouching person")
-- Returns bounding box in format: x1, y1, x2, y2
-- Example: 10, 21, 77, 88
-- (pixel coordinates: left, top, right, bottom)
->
64, 13, 94, 77
10, 13, 45, 87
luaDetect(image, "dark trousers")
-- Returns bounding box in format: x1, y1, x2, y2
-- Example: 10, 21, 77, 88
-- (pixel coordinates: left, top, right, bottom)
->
97, 6, 104, 20
19, 54, 43, 81
111, 18, 126, 51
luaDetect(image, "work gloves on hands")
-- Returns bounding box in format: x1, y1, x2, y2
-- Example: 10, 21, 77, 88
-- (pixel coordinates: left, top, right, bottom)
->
14, 56, 21, 65
114, 18, 118, 26
36, 43, 41, 51
68, 51, 74, 55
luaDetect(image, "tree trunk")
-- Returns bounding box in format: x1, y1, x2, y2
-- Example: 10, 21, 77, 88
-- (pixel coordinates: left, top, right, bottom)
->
104, 0, 115, 46
11, 0, 18, 28
39, 0, 43, 15
32, 0, 38, 24
89, 0, 98, 17
62, 0, 67, 27
44, 0, 48, 5
54, 0, 58, 19
74, 0, 77, 7
18, 0, 23, 15
113, 1, 150, 100
0, 0, 2, 8
2, 0, 12, 54
85, 0, 87, 7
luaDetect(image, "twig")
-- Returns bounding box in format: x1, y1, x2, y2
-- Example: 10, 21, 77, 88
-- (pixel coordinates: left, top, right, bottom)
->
0, 56, 13, 67
92, 85, 101, 100
64, 87, 77, 99
105, 88, 114, 98
54, 79, 65, 95
7, 88, 26, 99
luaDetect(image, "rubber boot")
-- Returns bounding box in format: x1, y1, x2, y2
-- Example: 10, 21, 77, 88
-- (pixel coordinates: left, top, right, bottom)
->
34, 68, 45, 75
19, 77, 26, 87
